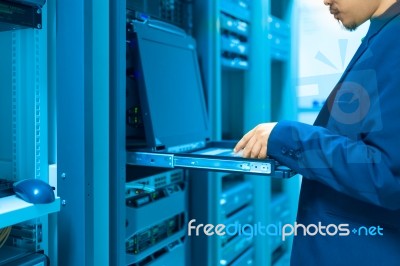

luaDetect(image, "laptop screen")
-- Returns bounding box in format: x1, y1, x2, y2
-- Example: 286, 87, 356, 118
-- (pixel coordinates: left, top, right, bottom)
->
134, 20, 209, 151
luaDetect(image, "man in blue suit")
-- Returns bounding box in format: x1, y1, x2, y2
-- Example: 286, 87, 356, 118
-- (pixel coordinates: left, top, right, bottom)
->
235, 0, 400, 264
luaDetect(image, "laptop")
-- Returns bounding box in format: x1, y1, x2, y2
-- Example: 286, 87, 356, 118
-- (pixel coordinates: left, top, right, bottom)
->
126, 18, 294, 178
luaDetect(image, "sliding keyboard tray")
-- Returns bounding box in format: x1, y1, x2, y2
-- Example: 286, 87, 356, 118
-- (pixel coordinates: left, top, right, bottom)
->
127, 141, 295, 178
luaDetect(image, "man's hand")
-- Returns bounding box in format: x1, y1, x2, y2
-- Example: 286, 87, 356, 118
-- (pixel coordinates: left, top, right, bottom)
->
234, 122, 278, 159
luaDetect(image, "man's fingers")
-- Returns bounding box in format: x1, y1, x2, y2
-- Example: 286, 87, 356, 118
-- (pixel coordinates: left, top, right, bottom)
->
258, 145, 267, 159
250, 141, 262, 158
235, 122, 276, 159
242, 136, 257, 158
234, 129, 254, 152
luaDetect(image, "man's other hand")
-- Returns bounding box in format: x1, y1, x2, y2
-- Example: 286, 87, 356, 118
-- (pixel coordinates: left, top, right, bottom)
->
234, 122, 277, 159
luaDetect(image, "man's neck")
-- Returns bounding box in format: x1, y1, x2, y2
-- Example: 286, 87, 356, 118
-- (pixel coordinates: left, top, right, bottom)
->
372, 0, 397, 17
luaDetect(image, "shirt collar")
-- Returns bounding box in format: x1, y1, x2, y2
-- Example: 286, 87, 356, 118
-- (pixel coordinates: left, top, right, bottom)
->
365, 0, 400, 42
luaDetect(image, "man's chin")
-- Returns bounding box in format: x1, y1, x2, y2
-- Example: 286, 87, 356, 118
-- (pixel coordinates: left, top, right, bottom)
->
338, 20, 358, 31
345, 24, 358, 31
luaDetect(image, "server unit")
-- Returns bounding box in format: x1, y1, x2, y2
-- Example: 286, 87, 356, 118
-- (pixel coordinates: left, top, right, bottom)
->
125, 168, 188, 265
220, 176, 255, 266
220, 0, 250, 70
0, 0, 44, 31
127, 0, 192, 33
0, 246, 48, 266
270, 193, 291, 263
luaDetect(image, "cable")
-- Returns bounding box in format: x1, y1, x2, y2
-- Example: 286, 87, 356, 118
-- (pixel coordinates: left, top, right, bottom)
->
0, 226, 12, 248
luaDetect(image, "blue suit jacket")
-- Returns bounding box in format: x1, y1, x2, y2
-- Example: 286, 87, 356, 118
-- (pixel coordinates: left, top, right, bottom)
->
268, 2, 400, 265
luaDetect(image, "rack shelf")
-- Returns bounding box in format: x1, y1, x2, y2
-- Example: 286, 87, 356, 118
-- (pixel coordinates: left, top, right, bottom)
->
0, 196, 60, 228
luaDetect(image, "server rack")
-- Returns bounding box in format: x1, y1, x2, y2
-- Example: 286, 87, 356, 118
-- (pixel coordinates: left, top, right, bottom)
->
0, 0, 60, 264
192, 0, 299, 265
123, 3, 193, 265
110, 0, 299, 265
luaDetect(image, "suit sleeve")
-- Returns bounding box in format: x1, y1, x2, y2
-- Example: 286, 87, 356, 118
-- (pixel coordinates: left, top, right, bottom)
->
268, 119, 400, 210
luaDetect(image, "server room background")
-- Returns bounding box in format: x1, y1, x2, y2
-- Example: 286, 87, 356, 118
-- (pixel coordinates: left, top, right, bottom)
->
0, 0, 368, 265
